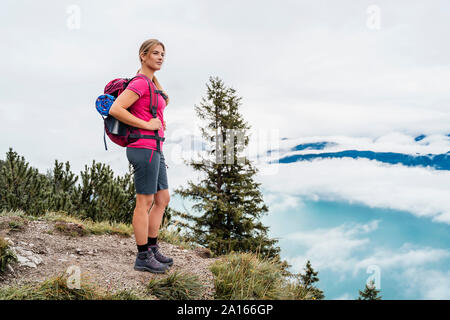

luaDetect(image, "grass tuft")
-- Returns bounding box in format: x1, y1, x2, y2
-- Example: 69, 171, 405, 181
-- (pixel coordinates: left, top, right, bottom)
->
0, 272, 147, 300
0, 236, 17, 274
157, 221, 198, 250
54, 221, 88, 237
43, 211, 133, 237
210, 252, 286, 300
210, 251, 316, 300
147, 271, 204, 300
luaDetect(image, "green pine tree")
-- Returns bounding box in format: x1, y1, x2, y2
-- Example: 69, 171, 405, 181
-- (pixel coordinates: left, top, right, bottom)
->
0, 147, 50, 215
358, 280, 382, 300
173, 76, 280, 259
299, 260, 325, 300
46, 159, 78, 213
71, 160, 136, 223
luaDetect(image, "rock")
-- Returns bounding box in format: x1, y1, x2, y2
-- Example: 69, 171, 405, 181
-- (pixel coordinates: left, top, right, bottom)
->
16, 255, 29, 264
22, 261, 37, 268
6, 264, 14, 273
30, 255, 42, 265
22, 249, 33, 257
11, 246, 43, 268
16, 255, 36, 268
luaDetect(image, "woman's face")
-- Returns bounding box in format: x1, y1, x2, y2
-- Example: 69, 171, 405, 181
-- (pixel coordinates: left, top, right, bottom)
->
142, 44, 165, 71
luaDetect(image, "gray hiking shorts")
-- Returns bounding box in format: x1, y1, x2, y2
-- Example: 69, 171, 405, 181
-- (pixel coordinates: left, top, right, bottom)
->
126, 147, 169, 195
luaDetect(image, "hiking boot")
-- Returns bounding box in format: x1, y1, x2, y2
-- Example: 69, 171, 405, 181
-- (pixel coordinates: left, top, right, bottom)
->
134, 250, 168, 273
149, 244, 173, 266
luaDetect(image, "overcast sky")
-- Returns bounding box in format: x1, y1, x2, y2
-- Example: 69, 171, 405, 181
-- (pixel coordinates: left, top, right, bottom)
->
1, 0, 449, 176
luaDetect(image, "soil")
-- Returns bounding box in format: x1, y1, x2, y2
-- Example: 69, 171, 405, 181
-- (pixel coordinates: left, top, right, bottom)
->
0, 216, 220, 299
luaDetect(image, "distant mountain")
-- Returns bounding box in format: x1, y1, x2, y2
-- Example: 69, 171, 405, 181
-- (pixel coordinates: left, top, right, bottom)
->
270, 135, 450, 170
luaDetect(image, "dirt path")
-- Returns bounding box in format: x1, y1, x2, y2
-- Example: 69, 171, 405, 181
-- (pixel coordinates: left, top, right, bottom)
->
0, 216, 219, 299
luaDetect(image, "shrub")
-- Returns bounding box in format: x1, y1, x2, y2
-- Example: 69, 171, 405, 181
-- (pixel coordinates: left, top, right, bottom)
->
210, 251, 319, 300
147, 271, 204, 300
210, 252, 286, 300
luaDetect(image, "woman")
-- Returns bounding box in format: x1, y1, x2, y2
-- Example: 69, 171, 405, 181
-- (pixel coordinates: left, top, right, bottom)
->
109, 39, 172, 273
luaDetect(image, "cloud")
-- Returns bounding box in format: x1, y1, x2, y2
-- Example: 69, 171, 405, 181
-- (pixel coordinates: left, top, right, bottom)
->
353, 243, 450, 276
285, 220, 380, 274
333, 292, 355, 300
259, 154, 450, 224
285, 221, 450, 299
263, 193, 303, 212
285, 221, 449, 279
400, 267, 450, 299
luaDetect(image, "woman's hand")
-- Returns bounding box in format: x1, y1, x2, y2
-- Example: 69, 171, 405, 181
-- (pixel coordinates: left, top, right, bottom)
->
146, 118, 162, 131
163, 120, 166, 131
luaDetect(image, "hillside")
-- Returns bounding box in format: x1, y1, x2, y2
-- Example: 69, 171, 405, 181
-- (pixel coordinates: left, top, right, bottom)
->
0, 213, 218, 299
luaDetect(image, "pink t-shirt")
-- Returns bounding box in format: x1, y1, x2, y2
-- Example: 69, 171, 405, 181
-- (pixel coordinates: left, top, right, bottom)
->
126, 73, 166, 151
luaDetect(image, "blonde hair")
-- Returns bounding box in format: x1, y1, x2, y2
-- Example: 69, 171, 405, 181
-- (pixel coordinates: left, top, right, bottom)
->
138, 39, 170, 105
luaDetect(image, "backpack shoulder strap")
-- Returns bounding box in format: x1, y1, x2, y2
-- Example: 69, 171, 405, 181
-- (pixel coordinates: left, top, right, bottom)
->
127, 74, 163, 153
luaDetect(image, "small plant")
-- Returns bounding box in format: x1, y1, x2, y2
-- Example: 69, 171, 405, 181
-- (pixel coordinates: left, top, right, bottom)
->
54, 222, 87, 237
210, 252, 286, 300
45, 211, 133, 237
147, 271, 204, 300
8, 217, 26, 231
0, 236, 17, 274
0, 210, 30, 231
85, 220, 132, 237
283, 278, 319, 300
158, 227, 197, 250
0, 272, 146, 300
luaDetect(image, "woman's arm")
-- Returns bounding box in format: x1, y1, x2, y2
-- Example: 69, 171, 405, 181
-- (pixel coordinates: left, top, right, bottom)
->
108, 89, 162, 131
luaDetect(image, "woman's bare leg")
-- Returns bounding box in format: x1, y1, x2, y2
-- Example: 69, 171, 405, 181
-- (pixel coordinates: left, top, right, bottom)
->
133, 193, 154, 245
148, 189, 170, 237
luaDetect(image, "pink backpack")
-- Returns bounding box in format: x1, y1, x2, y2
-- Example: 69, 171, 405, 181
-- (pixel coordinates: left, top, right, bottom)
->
98, 75, 166, 152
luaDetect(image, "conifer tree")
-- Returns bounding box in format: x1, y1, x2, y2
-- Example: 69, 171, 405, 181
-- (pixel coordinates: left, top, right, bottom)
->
0, 148, 137, 224
46, 159, 78, 213
299, 260, 325, 299
0, 147, 50, 215
174, 76, 280, 259
71, 160, 136, 223
358, 280, 382, 300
